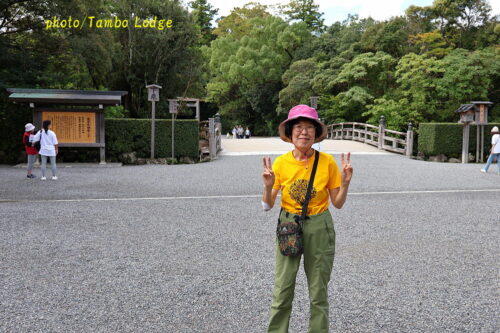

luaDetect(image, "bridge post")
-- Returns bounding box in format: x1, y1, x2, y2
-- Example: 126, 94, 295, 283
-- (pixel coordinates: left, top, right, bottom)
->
341, 123, 344, 140
406, 122, 414, 157
209, 118, 216, 160
378, 116, 385, 150
214, 113, 222, 153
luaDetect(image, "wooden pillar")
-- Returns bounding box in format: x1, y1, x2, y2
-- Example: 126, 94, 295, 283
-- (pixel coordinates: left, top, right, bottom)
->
480, 125, 485, 163
406, 123, 414, 157
378, 116, 385, 150
99, 110, 106, 164
462, 123, 470, 164
476, 124, 480, 163
209, 118, 216, 160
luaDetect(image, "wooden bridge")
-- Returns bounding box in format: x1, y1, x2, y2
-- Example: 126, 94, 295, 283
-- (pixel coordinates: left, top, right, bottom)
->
210, 116, 415, 158
327, 116, 414, 157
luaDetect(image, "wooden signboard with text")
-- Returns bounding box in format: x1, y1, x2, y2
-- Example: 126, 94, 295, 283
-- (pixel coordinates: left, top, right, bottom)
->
41, 111, 96, 143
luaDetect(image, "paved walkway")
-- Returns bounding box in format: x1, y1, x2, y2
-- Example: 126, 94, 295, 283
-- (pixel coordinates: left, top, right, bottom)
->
221, 137, 387, 155
1, 152, 499, 332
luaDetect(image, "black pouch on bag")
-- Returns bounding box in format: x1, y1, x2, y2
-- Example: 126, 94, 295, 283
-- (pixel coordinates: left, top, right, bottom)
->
33, 131, 41, 151
277, 212, 304, 256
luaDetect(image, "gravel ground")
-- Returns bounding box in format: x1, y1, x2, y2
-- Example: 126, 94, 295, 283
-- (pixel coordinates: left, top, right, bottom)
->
0, 154, 499, 332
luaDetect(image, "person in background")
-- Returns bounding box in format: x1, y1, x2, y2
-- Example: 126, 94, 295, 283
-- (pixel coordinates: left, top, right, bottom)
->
232, 126, 237, 139
245, 127, 251, 139
22, 123, 38, 179
481, 126, 500, 174
32, 120, 59, 180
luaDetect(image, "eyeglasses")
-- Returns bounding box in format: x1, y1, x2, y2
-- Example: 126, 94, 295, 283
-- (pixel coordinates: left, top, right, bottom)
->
293, 125, 316, 132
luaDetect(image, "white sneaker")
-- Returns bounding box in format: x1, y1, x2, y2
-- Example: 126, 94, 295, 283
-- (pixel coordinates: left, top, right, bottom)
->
41, 176, 47, 180
52, 176, 58, 180
480, 169, 486, 173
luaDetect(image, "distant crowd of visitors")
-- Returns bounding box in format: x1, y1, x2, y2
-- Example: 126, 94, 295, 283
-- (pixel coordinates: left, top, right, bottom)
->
229, 125, 251, 139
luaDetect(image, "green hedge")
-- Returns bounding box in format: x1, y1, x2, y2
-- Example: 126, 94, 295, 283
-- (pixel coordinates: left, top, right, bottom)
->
418, 123, 500, 157
105, 118, 199, 160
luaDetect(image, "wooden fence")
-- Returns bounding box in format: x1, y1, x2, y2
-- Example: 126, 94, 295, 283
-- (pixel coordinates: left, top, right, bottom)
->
326, 116, 414, 157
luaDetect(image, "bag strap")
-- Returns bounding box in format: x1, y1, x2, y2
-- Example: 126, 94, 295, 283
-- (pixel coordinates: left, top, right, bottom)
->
300, 150, 320, 220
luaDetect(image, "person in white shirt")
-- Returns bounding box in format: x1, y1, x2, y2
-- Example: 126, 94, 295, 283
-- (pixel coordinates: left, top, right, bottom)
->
32, 120, 59, 180
481, 126, 500, 174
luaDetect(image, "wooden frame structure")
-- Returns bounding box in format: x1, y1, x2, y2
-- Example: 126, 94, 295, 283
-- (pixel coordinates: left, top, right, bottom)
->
7, 88, 127, 163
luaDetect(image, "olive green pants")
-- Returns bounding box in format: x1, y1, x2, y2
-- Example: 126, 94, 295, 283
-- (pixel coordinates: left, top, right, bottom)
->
268, 209, 335, 333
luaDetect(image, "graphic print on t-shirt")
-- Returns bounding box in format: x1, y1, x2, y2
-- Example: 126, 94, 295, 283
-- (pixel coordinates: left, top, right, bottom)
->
288, 179, 317, 205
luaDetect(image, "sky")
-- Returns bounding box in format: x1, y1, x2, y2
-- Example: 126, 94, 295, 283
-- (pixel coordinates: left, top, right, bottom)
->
207, 0, 500, 26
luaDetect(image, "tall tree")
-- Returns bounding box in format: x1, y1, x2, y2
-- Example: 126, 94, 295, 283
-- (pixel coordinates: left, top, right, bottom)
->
360, 17, 410, 57
206, 16, 311, 135
278, 58, 317, 112
213, 2, 271, 39
408, 0, 493, 49
190, 0, 218, 45
110, 0, 204, 117
363, 48, 499, 129
0, 0, 49, 36
409, 30, 452, 58
281, 0, 324, 32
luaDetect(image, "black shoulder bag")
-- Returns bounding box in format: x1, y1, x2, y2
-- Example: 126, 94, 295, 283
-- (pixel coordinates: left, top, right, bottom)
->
277, 150, 320, 256
34, 131, 42, 152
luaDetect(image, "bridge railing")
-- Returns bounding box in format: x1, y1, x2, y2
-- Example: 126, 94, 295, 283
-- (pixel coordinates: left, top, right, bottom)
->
326, 116, 414, 157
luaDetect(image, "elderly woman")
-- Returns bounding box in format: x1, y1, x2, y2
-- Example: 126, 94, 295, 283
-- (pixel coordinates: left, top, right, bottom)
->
262, 105, 353, 333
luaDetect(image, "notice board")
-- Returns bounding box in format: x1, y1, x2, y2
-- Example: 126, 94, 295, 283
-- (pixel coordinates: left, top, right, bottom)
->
41, 112, 96, 143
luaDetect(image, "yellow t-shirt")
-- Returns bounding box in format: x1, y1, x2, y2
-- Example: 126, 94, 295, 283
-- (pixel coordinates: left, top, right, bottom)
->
272, 150, 341, 216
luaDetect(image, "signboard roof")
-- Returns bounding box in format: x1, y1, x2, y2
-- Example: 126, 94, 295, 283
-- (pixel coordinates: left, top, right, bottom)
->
6, 88, 127, 105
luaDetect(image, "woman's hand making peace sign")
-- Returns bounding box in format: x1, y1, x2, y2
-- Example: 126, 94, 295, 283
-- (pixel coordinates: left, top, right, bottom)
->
262, 157, 275, 188
340, 152, 353, 186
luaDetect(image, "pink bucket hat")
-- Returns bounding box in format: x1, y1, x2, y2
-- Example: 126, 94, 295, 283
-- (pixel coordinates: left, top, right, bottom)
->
278, 104, 328, 143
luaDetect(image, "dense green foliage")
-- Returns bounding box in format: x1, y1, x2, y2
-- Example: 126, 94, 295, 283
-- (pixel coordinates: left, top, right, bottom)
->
205, 16, 311, 135
190, 0, 218, 45
1, 0, 499, 163
205, 0, 499, 134
418, 123, 500, 157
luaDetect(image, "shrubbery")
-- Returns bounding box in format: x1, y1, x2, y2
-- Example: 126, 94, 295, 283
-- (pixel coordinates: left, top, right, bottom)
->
105, 119, 199, 161
418, 123, 500, 157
